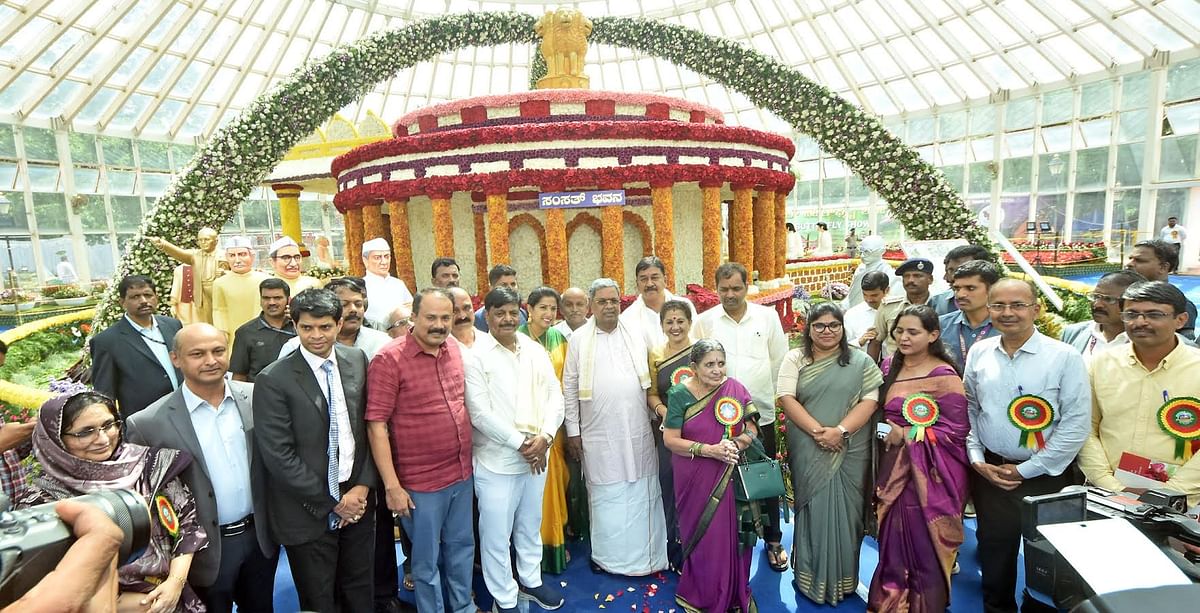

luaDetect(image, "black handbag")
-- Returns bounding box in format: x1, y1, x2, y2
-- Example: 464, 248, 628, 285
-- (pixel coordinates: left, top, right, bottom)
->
734, 438, 786, 502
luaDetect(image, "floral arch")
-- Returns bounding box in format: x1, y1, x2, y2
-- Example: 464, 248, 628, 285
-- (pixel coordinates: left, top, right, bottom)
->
508, 212, 549, 285
95, 12, 984, 328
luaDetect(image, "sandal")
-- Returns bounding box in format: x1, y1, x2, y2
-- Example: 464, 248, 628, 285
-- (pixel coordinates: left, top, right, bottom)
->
402, 573, 414, 591
765, 543, 789, 572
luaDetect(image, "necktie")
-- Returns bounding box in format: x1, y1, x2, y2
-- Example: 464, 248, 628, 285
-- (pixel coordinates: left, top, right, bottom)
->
321, 360, 341, 531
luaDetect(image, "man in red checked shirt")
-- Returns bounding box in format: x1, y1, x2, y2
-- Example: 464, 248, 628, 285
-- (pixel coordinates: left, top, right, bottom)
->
366, 287, 477, 613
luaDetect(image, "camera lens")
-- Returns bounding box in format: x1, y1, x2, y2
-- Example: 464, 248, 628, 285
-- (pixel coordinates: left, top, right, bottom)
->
73, 489, 151, 565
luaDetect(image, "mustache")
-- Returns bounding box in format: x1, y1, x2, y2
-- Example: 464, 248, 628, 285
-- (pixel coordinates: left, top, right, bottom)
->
428, 327, 448, 335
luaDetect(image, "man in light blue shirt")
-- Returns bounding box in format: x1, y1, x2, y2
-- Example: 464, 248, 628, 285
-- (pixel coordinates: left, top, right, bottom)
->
963, 278, 1090, 613
127, 323, 277, 612
938, 260, 1002, 371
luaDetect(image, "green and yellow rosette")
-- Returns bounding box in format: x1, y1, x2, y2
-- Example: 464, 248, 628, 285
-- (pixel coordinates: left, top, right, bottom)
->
1157, 397, 1200, 461
714, 396, 744, 439
155, 494, 179, 539
1008, 394, 1054, 451
670, 366, 695, 386
900, 393, 940, 444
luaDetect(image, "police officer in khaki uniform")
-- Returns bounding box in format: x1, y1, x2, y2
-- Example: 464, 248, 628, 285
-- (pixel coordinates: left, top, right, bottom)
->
867, 258, 935, 362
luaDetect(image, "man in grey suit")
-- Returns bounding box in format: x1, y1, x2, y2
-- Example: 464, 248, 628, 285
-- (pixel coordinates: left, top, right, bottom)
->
90, 275, 182, 418
253, 288, 377, 612
126, 323, 278, 612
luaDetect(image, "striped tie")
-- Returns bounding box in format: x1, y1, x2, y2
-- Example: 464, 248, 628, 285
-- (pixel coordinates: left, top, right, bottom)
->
321, 360, 341, 531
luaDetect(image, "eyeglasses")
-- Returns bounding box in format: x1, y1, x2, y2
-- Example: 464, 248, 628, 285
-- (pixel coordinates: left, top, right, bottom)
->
63, 419, 121, 442
1120, 310, 1173, 322
272, 254, 302, 262
986, 302, 1036, 313
1087, 292, 1119, 304
810, 322, 843, 332
594, 298, 620, 307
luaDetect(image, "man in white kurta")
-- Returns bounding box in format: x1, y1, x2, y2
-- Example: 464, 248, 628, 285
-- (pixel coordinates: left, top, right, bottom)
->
464, 288, 565, 612
212, 236, 268, 347
361, 237, 413, 330
563, 279, 667, 576
619, 256, 697, 350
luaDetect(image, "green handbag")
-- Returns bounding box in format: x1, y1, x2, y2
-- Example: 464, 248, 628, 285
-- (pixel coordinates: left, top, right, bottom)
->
734, 438, 787, 502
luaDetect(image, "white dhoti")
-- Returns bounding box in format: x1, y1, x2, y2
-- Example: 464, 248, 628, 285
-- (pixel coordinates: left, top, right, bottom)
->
474, 462, 547, 609
587, 475, 668, 576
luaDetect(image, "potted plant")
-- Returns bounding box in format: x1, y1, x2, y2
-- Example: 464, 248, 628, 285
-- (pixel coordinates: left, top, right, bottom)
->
42, 284, 91, 307
1, 289, 37, 312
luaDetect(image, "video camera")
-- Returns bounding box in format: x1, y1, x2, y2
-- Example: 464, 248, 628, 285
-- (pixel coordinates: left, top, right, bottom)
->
0, 489, 151, 605
1022, 485, 1200, 609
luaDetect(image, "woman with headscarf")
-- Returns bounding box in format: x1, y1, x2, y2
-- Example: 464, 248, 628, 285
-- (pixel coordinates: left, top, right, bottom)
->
19, 391, 207, 612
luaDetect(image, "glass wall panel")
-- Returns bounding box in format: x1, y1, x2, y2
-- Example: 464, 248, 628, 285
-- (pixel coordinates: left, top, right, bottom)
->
99, 136, 134, 166
242, 200, 270, 231
970, 106, 996, 136
0, 190, 29, 232
1166, 61, 1200, 102
1160, 135, 1198, 181
1115, 143, 1144, 186
138, 141, 171, 170
38, 235, 73, 281
967, 162, 993, 195
111, 196, 142, 231
941, 166, 965, 193
299, 200, 324, 232
1074, 148, 1109, 189
0, 127, 15, 157
78, 195, 108, 232
1109, 189, 1142, 253
28, 164, 60, 191
69, 133, 98, 165
1042, 89, 1074, 124
1072, 191, 1105, 243
1119, 109, 1148, 143
22, 127, 57, 161
822, 178, 846, 204
1121, 73, 1151, 110
939, 111, 966, 140
1080, 80, 1112, 117
1155, 188, 1188, 231
0, 236, 36, 286
31, 192, 67, 233
1006, 97, 1036, 131
84, 233, 115, 281
1002, 158, 1032, 193
1038, 155, 1070, 192
1035, 194, 1067, 236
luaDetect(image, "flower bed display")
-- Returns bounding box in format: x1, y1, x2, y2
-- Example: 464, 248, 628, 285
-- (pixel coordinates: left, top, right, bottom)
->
0, 309, 93, 419
1001, 251, 1102, 265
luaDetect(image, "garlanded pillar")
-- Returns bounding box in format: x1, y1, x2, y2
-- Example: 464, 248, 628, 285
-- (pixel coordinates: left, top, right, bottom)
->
473, 209, 489, 294
344, 207, 364, 276
431, 193, 454, 257
271, 184, 306, 254
362, 203, 385, 241
700, 181, 723, 289
601, 203, 624, 288
774, 190, 789, 281
753, 187, 777, 280
387, 199, 416, 291
730, 184, 755, 274
650, 181, 675, 290
544, 208, 568, 291
486, 192, 510, 267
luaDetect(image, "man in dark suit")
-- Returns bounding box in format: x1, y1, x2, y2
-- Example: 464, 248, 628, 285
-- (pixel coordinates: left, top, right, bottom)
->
253, 288, 377, 612
90, 274, 182, 418
126, 323, 278, 613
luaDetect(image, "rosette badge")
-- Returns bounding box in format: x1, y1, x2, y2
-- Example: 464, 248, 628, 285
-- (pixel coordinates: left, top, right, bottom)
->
670, 366, 695, 386
1157, 396, 1200, 461
714, 396, 744, 439
1007, 394, 1054, 450
901, 393, 940, 444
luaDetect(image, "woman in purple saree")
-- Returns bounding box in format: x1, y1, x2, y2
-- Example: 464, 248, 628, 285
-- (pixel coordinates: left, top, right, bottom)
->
868, 306, 971, 613
663, 339, 760, 612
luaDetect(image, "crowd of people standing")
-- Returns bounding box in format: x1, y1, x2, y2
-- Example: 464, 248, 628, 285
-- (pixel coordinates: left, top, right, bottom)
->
2, 234, 1199, 613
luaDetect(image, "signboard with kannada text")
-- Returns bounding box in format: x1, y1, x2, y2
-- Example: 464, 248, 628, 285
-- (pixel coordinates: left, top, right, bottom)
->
538, 190, 626, 209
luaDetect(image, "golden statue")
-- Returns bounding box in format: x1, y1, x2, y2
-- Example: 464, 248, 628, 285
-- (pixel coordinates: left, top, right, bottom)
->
149, 228, 222, 324
535, 8, 592, 89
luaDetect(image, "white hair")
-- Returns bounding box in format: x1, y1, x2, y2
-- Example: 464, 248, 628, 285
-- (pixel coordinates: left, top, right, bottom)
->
588, 277, 619, 300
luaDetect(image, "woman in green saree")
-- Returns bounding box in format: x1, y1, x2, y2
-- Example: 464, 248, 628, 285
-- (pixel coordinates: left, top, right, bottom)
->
646, 298, 695, 570
776, 302, 884, 604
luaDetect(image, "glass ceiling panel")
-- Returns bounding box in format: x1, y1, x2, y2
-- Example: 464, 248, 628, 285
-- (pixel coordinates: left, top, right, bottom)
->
1, 0, 1199, 143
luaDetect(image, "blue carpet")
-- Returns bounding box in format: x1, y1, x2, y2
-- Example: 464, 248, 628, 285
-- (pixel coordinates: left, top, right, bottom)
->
262, 516, 997, 612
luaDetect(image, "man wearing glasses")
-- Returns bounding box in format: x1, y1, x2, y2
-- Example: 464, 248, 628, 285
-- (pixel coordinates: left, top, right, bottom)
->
1059, 270, 1144, 362
1079, 281, 1200, 509
1124, 239, 1197, 340
962, 278, 1091, 613
268, 237, 320, 295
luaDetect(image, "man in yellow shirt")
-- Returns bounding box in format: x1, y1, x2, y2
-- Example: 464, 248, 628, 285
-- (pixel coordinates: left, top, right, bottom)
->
1080, 281, 1200, 506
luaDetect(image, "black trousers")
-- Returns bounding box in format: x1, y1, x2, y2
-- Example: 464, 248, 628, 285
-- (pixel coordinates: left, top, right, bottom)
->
192, 525, 279, 613
285, 494, 376, 613
970, 453, 1079, 613
373, 487, 399, 602
652, 419, 680, 568
759, 424, 783, 543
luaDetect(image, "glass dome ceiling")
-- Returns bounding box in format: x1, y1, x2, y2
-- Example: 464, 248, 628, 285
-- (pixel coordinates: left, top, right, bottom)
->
2, 0, 1198, 143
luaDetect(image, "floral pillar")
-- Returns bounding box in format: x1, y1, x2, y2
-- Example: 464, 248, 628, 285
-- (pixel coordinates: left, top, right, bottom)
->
753, 187, 776, 280
601, 204, 624, 288
362, 203, 385, 240
650, 181, 675, 290
344, 207, 364, 276
774, 190, 788, 280
431, 193, 454, 257
473, 210, 489, 294
544, 208, 568, 290
730, 184, 754, 274
701, 181, 723, 289
271, 184, 306, 255
486, 192, 510, 267
387, 199, 416, 291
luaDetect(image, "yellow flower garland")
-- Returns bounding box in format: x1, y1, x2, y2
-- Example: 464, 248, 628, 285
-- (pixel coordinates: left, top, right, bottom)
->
362, 203, 386, 242
344, 208, 365, 277
601, 205, 624, 288
473, 210, 489, 294
701, 183, 723, 289
431, 195, 455, 258
387, 199, 416, 291
486, 192, 510, 267
0, 309, 95, 412
753, 188, 776, 280
650, 183, 675, 291
544, 208, 568, 291
730, 185, 754, 273
774, 191, 788, 278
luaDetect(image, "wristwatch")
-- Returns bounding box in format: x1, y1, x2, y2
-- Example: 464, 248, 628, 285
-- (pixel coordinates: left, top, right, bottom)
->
836, 425, 850, 440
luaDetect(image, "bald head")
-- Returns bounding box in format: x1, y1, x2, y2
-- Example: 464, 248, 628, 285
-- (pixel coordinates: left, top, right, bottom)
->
387, 304, 413, 339
560, 286, 590, 330
170, 323, 229, 388
989, 277, 1037, 303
